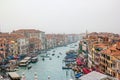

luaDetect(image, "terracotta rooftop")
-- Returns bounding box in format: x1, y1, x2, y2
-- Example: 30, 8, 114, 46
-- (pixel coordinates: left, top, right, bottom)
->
94, 43, 108, 49
0, 38, 7, 43
46, 34, 54, 40
14, 29, 44, 33
29, 38, 41, 43
102, 42, 120, 59
0, 33, 9, 37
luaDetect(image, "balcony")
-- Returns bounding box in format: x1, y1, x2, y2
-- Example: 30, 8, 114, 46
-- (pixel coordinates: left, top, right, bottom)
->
100, 62, 107, 66
107, 59, 112, 64
112, 67, 116, 71
100, 56, 105, 60
94, 61, 99, 65
117, 70, 120, 73
88, 59, 92, 64
88, 54, 92, 58
114, 69, 120, 73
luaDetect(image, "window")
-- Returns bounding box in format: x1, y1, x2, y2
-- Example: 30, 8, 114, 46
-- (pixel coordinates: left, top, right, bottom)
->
106, 55, 110, 60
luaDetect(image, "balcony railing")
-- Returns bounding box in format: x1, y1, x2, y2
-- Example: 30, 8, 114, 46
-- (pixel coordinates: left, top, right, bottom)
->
94, 61, 99, 65
111, 66, 116, 70
114, 69, 120, 73
117, 70, 120, 73
88, 54, 92, 58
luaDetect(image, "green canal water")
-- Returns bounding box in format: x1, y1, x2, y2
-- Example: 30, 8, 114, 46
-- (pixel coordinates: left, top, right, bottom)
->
16, 42, 79, 80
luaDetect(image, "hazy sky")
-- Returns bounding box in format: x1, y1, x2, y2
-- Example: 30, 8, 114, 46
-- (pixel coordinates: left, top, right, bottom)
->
0, 0, 120, 34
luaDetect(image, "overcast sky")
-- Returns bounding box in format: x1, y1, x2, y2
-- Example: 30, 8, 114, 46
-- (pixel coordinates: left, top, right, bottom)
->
0, 0, 120, 34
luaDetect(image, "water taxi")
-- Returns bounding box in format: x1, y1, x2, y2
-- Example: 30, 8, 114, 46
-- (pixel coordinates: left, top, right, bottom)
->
19, 59, 29, 67
24, 57, 31, 63
31, 57, 38, 63
27, 65, 32, 70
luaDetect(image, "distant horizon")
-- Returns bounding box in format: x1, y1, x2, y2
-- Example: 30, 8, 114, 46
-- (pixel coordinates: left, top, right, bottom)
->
0, 28, 119, 35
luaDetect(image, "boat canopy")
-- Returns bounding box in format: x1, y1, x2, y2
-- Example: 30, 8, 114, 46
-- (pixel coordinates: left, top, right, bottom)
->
82, 68, 91, 74
8, 72, 21, 80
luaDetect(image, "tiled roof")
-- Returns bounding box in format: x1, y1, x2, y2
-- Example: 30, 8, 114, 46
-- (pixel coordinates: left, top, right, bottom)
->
0, 38, 7, 43
14, 29, 43, 33
29, 38, 41, 43
102, 42, 120, 59
46, 34, 54, 39
94, 43, 108, 49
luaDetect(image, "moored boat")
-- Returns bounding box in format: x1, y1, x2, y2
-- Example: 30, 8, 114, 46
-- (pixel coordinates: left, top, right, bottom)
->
49, 57, 52, 60
62, 66, 72, 69
52, 53, 55, 56
31, 57, 38, 63
7, 72, 21, 80
19, 60, 29, 67
42, 57, 45, 61
75, 72, 83, 78
57, 56, 60, 58
27, 65, 32, 70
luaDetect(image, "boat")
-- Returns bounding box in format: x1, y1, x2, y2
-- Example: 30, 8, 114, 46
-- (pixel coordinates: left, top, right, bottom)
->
24, 57, 31, 64
52, 53, 55, 56
42, 57, 45, 61
57, 56, 60, 58
27, 65, 32, 70
31, 57, 38, 63
49, 57, 52, 60
75, 73, 83, 78
6, 68, 18, 72
7, 72, 21, 80
70, 46, 75, 48
41, 55, 49, 58
62, 66, 72, 69
63, 59, 76, 62
19, 59, 29, 67
59, 52, 62, 55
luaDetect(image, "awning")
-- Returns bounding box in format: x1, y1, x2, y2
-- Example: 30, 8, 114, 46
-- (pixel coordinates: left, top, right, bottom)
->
14, 56, 20, 59
75, 73, 83, 78
82, 68, 91, 74
76, 58, 84, 66
7, 55, 14, 60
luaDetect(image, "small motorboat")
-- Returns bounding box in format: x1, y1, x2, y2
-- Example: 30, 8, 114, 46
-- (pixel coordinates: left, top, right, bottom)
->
75, 73, 83, 78
52, 53, 55, 56
62, 66, 72, 69
42, 57, 45, 61
41, 55, 49, 58
28, 65, 32, 70
59, 52, 62, 55
57, 56, 60, 58
31, 57, 38, 63
49, 57, 52, 60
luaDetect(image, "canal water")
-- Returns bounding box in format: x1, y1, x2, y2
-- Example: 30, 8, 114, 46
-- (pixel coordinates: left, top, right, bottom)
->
17, 41, 79, 80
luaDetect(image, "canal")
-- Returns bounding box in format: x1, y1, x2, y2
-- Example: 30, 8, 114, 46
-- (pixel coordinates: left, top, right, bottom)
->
17, 41, 79, 80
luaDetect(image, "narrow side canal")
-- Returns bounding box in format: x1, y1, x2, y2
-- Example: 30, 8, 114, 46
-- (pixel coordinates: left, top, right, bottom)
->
17, 42, 79, 80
